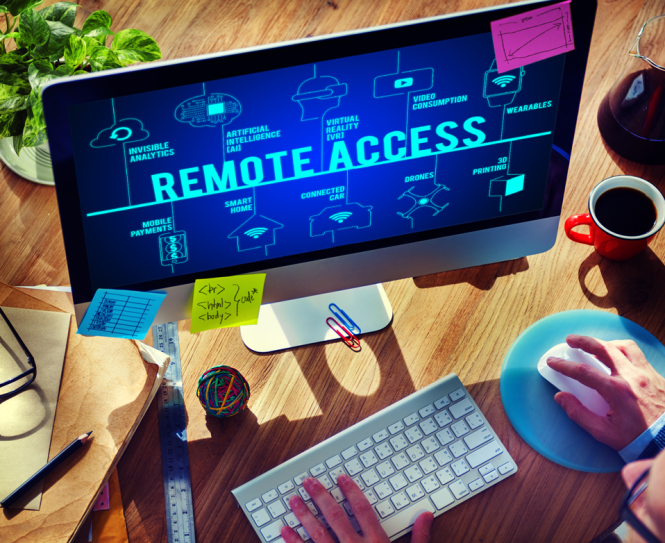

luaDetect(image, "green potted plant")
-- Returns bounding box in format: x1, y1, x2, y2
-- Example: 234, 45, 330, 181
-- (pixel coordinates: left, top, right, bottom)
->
0, 1, 161, 184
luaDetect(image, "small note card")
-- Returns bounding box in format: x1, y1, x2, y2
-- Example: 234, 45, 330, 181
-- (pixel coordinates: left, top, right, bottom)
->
191, 274, 266, 333
77, 289, 167, 340
491, 0, 574, 73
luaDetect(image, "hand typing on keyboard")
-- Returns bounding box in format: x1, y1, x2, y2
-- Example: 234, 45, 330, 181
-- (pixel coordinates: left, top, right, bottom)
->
547, 335, 665, 450
280, 474, 433, 543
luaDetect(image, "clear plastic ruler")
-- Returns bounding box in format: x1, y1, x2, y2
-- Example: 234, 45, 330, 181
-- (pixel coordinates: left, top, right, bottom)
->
153, 322, 196, 543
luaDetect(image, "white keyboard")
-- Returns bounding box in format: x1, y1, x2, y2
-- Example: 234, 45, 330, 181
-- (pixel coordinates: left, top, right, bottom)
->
232, 373, 516, 542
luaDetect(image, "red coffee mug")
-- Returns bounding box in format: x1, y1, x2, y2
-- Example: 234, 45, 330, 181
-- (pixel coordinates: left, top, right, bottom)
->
564, 175, 665, 261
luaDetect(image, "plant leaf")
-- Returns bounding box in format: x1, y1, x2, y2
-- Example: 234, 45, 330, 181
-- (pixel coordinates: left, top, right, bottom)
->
38, 1, 77, 27
0, 53, 29, 86
5, 0, 43, 17
0, 93, 27, 112
28, 59, 65, 93
0, 108, 26, 138
13, 132, 22, 154
88, 45, 122, 72
111, 28, 161, 65
32, 19, 76, 61
22, 91, 46, 147
17, 7, 49, 46
81, 10, 112, 45
0, 32, 19, 39
64, 33, 85, 71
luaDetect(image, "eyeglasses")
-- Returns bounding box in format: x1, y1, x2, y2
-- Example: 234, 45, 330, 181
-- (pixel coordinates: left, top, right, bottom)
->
622, 467, 662, 543
0, 307, 36, 401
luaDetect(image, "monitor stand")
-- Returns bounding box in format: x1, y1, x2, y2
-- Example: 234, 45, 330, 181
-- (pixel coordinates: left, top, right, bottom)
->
240, 284, 393, 353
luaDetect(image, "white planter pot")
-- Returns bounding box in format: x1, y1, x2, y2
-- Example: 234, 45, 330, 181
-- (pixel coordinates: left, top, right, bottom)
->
0, 139, 54, 185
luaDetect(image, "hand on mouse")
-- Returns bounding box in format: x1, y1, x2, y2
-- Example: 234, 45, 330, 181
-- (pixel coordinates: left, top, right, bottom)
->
280, 474, 433, 543
547, 335, 665, 450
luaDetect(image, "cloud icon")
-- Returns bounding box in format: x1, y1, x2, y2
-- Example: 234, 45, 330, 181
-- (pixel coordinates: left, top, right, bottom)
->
175, 93, 242, 128
90, 118, 150, 148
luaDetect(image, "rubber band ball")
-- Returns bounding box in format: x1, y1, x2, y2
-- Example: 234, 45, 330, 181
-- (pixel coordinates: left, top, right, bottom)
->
197, 366, 250, 418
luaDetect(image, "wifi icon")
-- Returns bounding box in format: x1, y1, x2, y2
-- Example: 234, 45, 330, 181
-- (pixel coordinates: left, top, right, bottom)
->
330, 211, 353, 223
244, 227, 268, 239
492, 75, 516, 88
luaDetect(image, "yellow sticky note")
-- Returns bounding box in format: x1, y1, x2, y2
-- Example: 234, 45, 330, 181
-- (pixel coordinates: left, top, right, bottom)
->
191, 274, 266, 333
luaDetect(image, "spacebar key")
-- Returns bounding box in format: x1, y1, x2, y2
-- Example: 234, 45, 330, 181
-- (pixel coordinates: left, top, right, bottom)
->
380, 498, 435, 538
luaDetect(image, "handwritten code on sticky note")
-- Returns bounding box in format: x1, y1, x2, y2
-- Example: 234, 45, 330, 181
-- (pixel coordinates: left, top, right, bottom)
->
491, 1, 574, 73
191, 274, 266, 333
77, 289, 167, 340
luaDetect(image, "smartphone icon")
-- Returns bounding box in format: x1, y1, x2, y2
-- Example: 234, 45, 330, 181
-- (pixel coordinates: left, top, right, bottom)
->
159, 231, 188, 265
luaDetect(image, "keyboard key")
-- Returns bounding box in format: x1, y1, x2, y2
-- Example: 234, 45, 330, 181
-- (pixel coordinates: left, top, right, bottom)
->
268, 500, 286, 518
342, 446, 358, 460
451, 459, 470, 477
435, 467, 454, 485
483, 469, 500, 483
376, 499, 395, 519
262, 489, 278, 503
430, 488, 455, 510
434, 449, 453, 466
405, 426, 424, 443
284, 512, 301, 528
436, 428, 454, 446
404, 465, 423, 482
466, 441, 503, 468
306, 502, 319, 516
283, 492, 297, 511
392, 452, 410, 471
326, 455, 342, 469
406, 483, 425, 501
449, 398, 474, 419
388, 421, 405, 434
434, 396, 450, 409
361, 468, 380, 487
406, 444, 425, 462
390, 434, 408, 452
360, 450, 379, 468
449, 388, 465, 402
421, 437, 440, 454
357, 438, 373, 451
310, 463, 326, 477
391, 491, 410, 510
469, 478, 485, 491
389, 473, 408, 491
434, 410, 452, 427
465, 412, 483, 430
352, 476, 365, 490
294, 472, 308, 486
449, 480, 470, 499
479, 463, 495, 476
380, 499, 435, 537
451, 420, 469, 437
298, 487, 311, 501
317, 474, 333, 490
252, 508, 271, 527
499, 462, 515, 475
419, 418, 438, 436
297, 527, 311, 541
419, 457, 438, 475
375, 481, 393, 499
373, 429, 390, 443
363, 489, 378, 505
345, 459, 364, 476
278, 481, 295, 494
377, 460, 395, 478
246, 498, 262, 512
375, 442, 394, 460
403, 412, 420, 426
331, 487, 346, 503
449, 441, 468, 458
464, 427, 493, 449
344, 502, 354, 516
421, 473, 441, 493
260, 519, 284, 542
329, 467, 345, 484
419, 404, 435, 418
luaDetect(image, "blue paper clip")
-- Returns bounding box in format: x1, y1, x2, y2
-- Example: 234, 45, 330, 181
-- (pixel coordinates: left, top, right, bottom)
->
326, 317, 361, 351
328, 303, 361, 335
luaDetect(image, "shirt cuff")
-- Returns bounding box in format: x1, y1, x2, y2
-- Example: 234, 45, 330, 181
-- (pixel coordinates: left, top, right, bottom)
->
619, 410, 665, 463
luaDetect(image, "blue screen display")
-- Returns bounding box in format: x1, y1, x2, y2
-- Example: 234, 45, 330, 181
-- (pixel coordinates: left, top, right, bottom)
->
69, 32, 565, 290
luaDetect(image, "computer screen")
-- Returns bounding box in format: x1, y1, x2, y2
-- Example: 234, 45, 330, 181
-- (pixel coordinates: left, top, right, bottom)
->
43, 0, 596, 329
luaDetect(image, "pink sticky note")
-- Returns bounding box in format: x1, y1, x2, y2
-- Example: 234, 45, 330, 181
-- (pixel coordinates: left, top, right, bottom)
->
491, 1, 574, 73
93, 483, 110, 511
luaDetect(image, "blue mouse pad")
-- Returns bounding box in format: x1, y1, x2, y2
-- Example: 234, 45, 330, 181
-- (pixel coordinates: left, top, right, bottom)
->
500, 309, 665, 473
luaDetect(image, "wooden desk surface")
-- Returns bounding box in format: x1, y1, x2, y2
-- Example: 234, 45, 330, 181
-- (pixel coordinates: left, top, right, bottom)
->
2, 0, 665, 542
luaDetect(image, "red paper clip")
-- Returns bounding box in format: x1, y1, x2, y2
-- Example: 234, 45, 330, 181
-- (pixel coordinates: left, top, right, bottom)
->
326, 317, 361, 351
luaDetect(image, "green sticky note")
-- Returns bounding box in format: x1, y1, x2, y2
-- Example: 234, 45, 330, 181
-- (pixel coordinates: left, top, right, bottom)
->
191, 274, 266, 333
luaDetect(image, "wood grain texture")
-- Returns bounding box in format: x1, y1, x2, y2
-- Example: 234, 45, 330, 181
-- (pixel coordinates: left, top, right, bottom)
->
1, 0, 665, 542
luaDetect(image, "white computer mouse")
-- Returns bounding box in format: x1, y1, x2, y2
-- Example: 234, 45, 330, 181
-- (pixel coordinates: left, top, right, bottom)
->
537, 343, 611, 417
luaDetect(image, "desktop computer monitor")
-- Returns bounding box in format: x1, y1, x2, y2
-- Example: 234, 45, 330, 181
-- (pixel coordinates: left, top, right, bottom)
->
43, 0, 596, 350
